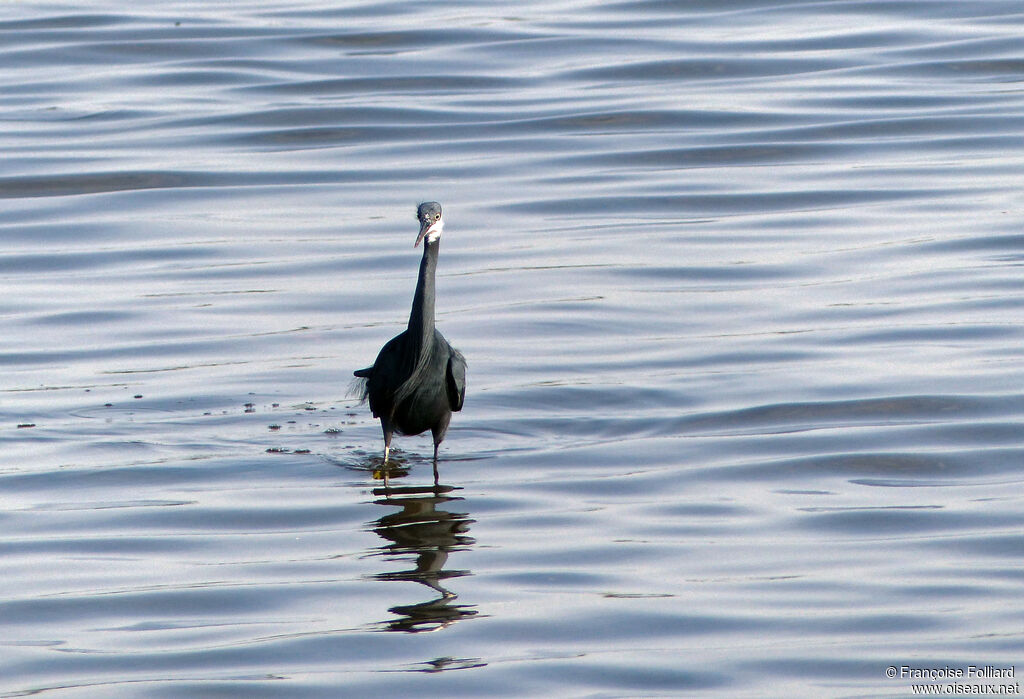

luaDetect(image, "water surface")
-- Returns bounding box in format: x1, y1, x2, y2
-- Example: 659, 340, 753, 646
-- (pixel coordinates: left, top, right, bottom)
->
2, 1, 1023, 696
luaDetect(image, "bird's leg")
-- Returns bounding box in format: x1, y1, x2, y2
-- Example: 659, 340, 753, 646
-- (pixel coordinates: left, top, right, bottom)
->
432, 440, 440, 487
381, 422, 393, 489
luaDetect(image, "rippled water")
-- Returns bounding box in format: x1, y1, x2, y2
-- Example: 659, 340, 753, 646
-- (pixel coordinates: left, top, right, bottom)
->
3, 1, 1023, 696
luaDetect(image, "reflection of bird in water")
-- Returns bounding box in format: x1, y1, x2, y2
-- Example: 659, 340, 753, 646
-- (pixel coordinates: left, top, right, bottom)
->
368, 483, 477, 633
353, 202, 467, 487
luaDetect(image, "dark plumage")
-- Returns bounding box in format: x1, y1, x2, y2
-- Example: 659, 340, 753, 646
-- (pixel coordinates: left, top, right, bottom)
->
353, 202, 466, 485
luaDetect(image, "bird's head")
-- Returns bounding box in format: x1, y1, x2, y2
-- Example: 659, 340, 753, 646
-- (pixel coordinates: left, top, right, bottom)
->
414, 201, 444, 247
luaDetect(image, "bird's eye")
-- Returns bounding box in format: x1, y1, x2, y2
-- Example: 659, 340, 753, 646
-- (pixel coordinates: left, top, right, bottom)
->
434, 214, 440, 221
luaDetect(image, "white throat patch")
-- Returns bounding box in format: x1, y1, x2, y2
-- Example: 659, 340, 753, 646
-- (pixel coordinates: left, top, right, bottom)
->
424, 218, 444, 243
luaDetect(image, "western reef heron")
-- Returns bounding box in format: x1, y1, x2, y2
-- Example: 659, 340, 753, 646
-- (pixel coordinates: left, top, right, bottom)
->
353, 202, 466, 485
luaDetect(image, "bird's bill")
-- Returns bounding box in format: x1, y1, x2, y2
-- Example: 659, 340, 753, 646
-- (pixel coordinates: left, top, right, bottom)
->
414, 218, 444, 247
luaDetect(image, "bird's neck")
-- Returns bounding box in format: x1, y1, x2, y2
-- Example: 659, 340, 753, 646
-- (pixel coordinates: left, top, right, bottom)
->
407, 238, 438, 346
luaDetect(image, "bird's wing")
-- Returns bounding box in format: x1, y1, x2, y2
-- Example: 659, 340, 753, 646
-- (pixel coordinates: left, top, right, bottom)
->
446, 349, 467, 412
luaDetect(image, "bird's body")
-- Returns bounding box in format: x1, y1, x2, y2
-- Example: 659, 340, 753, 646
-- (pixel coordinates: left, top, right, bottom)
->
353, 202, 465, 484
357, 328, 464, 442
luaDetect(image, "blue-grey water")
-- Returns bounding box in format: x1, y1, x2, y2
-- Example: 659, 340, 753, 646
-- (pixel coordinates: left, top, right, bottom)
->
3, 1, 1023, 696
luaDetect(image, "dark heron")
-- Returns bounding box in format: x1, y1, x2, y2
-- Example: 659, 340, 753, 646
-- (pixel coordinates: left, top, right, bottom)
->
353, 202, 466, 485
